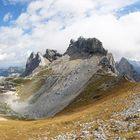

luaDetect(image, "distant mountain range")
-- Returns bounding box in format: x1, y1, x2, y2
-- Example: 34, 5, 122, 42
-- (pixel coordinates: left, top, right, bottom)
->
128, 59, 140, 73
0, 66, 25, 77
116, 57, 140, 82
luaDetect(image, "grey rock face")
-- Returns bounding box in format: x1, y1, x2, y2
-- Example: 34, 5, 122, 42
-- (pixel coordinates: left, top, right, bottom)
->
99, 53, 117, 73
65, 37, 108, 57
22, 52, 49, 77
18, 55, 104, 119
116, 57, 140, 82
44, 49, 62, 62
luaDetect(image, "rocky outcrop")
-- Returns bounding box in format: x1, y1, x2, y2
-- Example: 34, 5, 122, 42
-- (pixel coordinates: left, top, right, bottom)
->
44, 49, 62, 62
116, 57, 140, 82
65, 37, 116, 73
99, 53, 117, 73
22, 50, 61, 77
65, 37, 108, 58
22, 52, 50, 77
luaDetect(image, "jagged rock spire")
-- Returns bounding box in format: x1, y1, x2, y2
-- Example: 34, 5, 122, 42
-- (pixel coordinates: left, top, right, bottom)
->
65, 37, 108, 57
22, 52, 49, 77
44, 49, 62, 62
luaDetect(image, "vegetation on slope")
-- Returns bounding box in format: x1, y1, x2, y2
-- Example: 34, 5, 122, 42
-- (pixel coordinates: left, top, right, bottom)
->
11, 67, 51, 101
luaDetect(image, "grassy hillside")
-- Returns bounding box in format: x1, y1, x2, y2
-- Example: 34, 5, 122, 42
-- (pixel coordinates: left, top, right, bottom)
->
9, 68, 51, 101
0, 74, 140, 140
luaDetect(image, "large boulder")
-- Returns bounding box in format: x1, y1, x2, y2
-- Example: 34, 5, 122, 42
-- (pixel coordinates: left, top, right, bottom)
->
44, 49, 62, 62
65, 37, 108, 57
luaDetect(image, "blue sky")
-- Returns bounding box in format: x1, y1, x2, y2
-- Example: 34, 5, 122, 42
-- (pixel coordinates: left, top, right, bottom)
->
117, 1, 140, 16
0, 0, 27, 26
0, 0, 140, 67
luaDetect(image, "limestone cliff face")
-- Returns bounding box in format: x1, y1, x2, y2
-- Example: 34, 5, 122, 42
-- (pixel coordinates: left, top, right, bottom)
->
116, 57, 140, 82
65, 37, 108, 57
22, 52, 50, 77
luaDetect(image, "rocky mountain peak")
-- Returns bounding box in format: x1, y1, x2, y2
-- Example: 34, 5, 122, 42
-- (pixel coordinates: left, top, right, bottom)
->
119, 57, 129, 64
22, 52, 49, 77
36, 52, 46, 65
44, 49, 62, 62
116, 57, 133, 72
116, 57, 140, 82
65, 37, 108, 57
29, 52, 36, 59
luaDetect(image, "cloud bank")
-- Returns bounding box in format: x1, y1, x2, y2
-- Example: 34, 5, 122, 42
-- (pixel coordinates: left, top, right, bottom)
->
0, 0, 140, 67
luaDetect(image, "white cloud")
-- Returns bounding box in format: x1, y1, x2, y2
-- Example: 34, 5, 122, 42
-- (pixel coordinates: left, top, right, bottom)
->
0, 53, 8, 61
16, 0, 139, 29
0, 0, 140, 67
3, 12, 13, 22
0, 52, 15, 61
